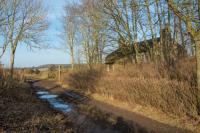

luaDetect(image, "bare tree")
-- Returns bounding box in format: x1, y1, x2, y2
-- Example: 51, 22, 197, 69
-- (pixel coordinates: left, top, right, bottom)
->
64, 0, 107, 68
62, 4, 77, 70
2, 0, 48, 77
145, 0, 162, 64
167, 0, 200, 111
0, 0, 8, 59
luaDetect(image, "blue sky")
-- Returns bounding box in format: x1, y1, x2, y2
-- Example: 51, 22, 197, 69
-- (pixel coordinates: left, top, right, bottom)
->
2, 0, 72, 68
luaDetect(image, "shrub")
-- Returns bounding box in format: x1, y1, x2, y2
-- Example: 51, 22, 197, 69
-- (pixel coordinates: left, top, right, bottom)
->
35, 69, 40, 74
158, 57, 196, 86
48, 72, 56, 79
66, 68, 103, 92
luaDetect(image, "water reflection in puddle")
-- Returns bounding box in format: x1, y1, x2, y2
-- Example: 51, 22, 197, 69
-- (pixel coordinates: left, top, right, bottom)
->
39, 94, 58, 99
36, 91, 49, 95
36, 91, 72, 113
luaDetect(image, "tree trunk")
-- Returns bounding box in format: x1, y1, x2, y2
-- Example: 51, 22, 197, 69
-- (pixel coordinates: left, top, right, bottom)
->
145, 0, 156, 62
196, 0, 200, 113
133, 44, 139, 63
10, 50, 15, 78
195, 34, 200, 113
70, 47, 74, 70
95, 33, 99, 63
155, 0, 164, 62
198, 0, 200, 20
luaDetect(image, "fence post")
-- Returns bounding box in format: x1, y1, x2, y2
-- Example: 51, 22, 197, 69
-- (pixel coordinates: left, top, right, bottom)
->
58, 65, 61, 83
112, 64, 115, 72
107, 64, 110, 72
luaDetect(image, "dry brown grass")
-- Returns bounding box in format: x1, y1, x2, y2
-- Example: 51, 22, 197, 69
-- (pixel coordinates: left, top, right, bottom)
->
97, 76, 197, 117
65, 58, 199, 119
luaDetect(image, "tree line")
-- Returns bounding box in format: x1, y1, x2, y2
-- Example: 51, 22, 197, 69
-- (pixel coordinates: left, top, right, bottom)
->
61, 0, 198, 67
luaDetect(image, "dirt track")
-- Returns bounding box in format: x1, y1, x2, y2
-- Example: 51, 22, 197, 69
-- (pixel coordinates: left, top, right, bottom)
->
32, 79, 194, 133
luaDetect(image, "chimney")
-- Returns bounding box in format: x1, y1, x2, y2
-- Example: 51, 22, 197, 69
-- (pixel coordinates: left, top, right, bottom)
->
161, 25, 171, 42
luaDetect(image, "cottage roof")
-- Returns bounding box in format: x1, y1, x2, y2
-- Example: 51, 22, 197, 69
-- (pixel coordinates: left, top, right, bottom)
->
105, 37, 160, 64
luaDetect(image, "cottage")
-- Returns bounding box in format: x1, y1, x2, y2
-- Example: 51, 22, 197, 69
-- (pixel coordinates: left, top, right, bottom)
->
105, 27, 186, 70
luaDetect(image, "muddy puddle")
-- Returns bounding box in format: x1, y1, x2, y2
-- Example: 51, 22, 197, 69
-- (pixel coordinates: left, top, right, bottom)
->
36, 91, 72, 113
